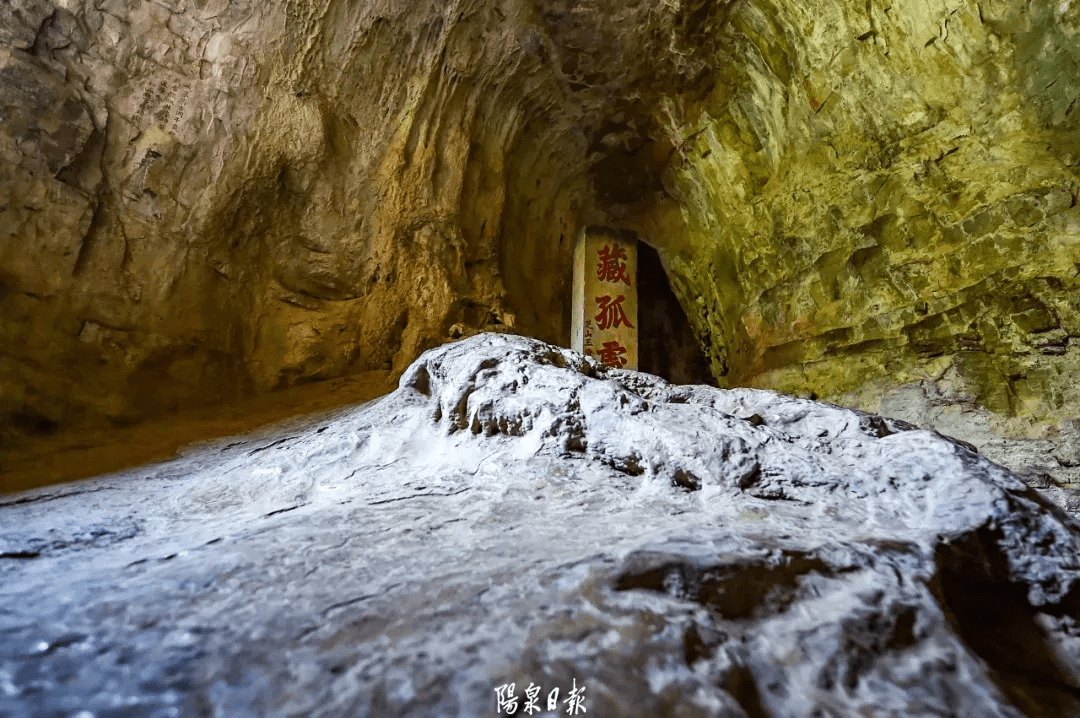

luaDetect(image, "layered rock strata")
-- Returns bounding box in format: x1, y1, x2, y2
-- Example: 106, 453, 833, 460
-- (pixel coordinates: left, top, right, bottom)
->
652, 0, 1080, 485
2, 0, 1079, 473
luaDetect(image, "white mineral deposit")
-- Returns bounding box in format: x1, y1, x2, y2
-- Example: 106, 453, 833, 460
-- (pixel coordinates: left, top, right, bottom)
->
3, 335, 1080, 716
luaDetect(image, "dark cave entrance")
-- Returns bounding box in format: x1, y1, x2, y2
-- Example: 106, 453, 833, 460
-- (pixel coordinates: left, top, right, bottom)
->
636, 241, 716, 386
568, 227, 715, 385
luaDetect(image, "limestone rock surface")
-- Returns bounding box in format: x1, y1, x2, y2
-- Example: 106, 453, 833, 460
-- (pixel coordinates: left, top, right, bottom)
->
3, 334, 1080, 717
641, 0, 1080, 471
4, 0, 1079, 467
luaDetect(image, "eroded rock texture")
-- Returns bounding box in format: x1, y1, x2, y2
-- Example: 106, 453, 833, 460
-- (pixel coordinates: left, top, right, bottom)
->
3, 334, 1080, 716
1, 0, 1079, 478
1, 0, 595, 438
653, 0, 1080, 493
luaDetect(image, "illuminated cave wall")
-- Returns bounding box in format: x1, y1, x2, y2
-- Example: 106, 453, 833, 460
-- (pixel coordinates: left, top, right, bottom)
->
2, 0, 1079, 467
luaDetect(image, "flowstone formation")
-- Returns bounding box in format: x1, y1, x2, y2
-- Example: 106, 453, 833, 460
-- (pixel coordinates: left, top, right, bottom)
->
3, 334, 1080, 717
4, 0, 1079, 481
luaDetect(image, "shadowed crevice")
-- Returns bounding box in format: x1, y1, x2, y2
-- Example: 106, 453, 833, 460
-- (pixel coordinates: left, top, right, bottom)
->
613, 550, 835, 620
929, 525, 1080, 716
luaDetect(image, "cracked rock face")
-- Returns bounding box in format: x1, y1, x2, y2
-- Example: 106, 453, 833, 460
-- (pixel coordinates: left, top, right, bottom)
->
3, 0, 1079, 469
0, 0, 711, 444
3, 334, 1080, 717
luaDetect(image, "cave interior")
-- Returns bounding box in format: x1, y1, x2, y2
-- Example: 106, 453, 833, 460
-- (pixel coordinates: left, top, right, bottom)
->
2, 0, 1080, 714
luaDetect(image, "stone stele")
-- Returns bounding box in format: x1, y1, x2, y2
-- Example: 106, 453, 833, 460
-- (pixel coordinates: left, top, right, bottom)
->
572, 226, 639, 370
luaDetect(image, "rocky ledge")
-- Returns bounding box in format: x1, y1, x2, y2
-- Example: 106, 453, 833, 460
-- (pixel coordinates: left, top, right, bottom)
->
2, 334, 1080, 717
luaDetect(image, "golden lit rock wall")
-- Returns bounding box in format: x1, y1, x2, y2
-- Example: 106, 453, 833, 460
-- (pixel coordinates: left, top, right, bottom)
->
651, 0, 1080, 430
2, 0, 1079, 452
0, 0, 603, 438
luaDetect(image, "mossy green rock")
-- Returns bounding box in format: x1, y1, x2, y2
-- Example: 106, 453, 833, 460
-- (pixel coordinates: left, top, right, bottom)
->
0, 0, 1078, 467
651, 0, 1080, 432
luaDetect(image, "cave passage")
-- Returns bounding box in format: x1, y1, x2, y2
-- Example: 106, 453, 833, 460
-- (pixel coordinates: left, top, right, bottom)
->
636, 241, 716, 386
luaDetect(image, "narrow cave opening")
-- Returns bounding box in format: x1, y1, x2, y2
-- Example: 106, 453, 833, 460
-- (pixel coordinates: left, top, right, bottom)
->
570, 227, 714, 385
636, 241, 716, 386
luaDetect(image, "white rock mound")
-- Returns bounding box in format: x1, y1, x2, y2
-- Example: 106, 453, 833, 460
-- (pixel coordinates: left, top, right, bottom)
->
2, 333, 1080, 717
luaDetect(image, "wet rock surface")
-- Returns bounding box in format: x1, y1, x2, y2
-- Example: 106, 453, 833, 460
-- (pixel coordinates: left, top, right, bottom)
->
840, 369, 1080, 517
3, 334, 1080, 717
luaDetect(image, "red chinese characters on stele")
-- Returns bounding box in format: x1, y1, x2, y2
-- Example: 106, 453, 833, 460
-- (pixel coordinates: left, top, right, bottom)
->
594, 294, 634, 332
596, 244, 631, 285
575, 232, 636, 371
598, 340, 628, 367
592, 242, 635, 368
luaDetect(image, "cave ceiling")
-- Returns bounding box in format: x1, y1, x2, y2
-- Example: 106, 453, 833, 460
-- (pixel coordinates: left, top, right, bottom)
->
1, 0, 1079, 471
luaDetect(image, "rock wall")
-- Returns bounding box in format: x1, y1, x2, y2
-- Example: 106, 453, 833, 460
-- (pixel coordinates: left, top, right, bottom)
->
0, 0, 599, 440
648, 0, 1080, 441
3, 0, 1080, 463
635, 0, 1080, 485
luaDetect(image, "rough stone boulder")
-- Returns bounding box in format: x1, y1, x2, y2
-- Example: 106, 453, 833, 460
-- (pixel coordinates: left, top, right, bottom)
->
3, 333, 1080, 716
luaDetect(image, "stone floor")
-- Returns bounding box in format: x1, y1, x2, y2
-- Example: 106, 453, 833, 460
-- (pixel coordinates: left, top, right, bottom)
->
2, 335, 1079, 717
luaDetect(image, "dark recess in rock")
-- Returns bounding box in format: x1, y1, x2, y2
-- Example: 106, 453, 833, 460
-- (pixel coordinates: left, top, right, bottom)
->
638, 240, 717, 386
